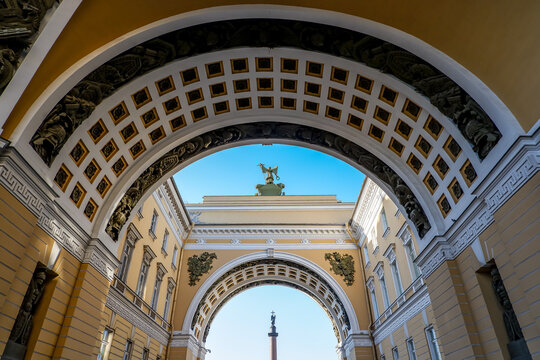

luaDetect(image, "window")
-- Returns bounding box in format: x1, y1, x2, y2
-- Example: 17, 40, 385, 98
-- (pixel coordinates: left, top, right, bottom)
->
149, 210, 158, 236
392, 347, 399, 360
369, 287, 379, 318
150, 275, 162, 310
122, 339, 133, 360
363, 245, 370, 266
117, 242, 134, 282
136, 261, 149, 297
405, 241, 421, 279
406, 338, 417, 360
161, 230, 169, 254
163, 287, 173, 320
381, 208, 389, 232
117, 226, 141, 282
390, 260, 404, 295
172, 246, 178, 269
425, 326, 442, 360
142, 348, 149, 360
97, 327, 113, 360
380, 275, 391, 309
137, 206, 143, 219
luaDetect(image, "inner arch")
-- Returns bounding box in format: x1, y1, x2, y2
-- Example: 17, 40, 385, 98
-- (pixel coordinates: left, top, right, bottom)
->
29, 18, 501, 167
204, 285, 337, 359
103, 122, 432, 242
186, 256, 359, 345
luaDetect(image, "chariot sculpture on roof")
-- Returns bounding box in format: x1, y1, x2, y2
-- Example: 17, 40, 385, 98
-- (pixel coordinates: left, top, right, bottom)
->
256, 163, 285, 196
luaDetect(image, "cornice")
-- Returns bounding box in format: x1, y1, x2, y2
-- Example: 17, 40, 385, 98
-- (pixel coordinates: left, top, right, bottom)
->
0, 147, 118, 281
106, 285, 170, 345
417, 130, 540, 278
190, 225, 349, 238
372, 282, 430, 344
83, 238, 119, 281
184, 242, 358, 250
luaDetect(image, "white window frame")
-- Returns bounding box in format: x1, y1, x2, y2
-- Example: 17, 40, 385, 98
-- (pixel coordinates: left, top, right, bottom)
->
122, 339, 133, 360
406, 338, 417, 360
392, 346, 399, 360
150, 276, 162, 310
136, 261, 149, 297
425, 326, 442, 360
97, 327, 113, 360
391, 260, 404, 295
367, 277, 379, 318
363, 245, 370, 267
172, 246, 178, 269
161, 230, 169, 255
380, 275, 391, 309
149, 210, 158, 237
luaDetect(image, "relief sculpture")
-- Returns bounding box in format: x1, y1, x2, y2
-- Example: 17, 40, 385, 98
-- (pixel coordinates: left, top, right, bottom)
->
30, 19, 500, 166
0, 0, 57, 94
106, 122, 431, 241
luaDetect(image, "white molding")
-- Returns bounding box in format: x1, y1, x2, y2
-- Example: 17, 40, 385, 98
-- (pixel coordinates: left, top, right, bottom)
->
372, 283, 431, 345
338, 331, 372, 359
170, 333, 203, 355
106, 285, 170, 345
83, 238, 119, 281
184, 242, 357, 250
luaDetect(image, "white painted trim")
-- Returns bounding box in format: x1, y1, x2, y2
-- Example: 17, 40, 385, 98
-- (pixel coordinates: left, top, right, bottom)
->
180, 251, 360, 334
372, 283, 431, 345
183, 243, 358, 250
0, 0, 83, 134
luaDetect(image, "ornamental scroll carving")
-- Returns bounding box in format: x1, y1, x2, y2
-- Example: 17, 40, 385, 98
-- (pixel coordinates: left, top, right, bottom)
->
30, 19, 500, 166
325, 252, 355, 286
105, 122, 431, 241
0, 0, 57, 94
187, 252, 217, 286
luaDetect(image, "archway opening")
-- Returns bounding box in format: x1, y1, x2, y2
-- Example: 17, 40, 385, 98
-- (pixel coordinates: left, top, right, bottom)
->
204, 285, 337, 360
173, 144, 366, 203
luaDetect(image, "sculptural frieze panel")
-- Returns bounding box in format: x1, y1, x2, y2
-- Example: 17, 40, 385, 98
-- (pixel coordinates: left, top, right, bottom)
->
105, 122, 431, 241
0, 0, 57, 94
29, 19, 501, 166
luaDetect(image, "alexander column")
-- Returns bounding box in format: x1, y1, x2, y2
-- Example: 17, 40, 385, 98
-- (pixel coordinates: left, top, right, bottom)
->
268, 311, 278, 360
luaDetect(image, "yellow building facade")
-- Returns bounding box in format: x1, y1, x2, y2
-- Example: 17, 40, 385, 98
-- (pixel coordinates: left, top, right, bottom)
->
0, 1, 539, 359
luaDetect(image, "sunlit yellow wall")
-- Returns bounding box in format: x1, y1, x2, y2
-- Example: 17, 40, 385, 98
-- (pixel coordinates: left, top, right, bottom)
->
0, 183, 111, 360
116, 192, 180, 319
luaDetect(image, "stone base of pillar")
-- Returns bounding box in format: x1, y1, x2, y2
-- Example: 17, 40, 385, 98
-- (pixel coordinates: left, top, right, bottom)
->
338, 332, 374, 360
170, 333, 208, 360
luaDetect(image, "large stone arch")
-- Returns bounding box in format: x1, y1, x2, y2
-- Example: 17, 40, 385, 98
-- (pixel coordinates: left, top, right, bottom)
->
178, 251, 366, 352
4, 5, 527, 273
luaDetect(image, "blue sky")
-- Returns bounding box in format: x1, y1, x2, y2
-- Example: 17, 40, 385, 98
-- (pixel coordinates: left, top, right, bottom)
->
173, 144, 365, 203
204, 285, 338, 360
173, 145, 365, 360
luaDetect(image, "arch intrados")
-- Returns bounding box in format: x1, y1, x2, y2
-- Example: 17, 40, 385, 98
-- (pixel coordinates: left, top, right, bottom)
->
96, 121, 437, 248
11, 4, 517, 146
181, 251, 361, 342
200, 279, 345, 345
